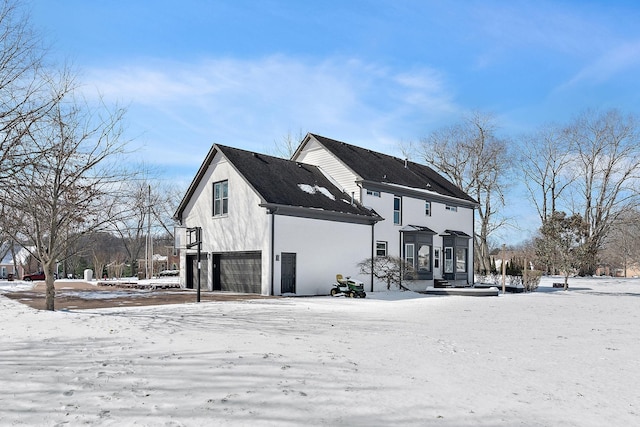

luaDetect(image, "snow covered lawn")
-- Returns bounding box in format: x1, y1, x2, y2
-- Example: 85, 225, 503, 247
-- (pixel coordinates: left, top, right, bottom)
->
1, 276, 638, 426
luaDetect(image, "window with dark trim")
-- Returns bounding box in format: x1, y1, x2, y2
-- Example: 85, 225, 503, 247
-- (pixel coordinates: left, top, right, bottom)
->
393, 196, 402, 225
213, 180, 228, 216
425, 201, 431, 216
376, 241, 387, 257
418, 245, 431, 272
456, 247, 467, 272
405, 243, 415, 268
444, 247, 454, 273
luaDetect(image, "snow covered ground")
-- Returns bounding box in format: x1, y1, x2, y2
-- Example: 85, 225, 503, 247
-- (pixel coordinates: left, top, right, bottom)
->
0, 276, 638, 426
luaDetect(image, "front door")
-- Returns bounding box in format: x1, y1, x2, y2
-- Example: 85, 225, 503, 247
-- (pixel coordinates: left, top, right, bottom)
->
281, 253, 296, 294
433, 247, 442, 279
212, 254, 221, 291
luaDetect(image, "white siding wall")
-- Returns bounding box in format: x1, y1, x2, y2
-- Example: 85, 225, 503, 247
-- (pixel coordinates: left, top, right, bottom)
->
294, 138, 361, 201
179, 153, 271, 294
363, 190, 475, 288
273, 215, 373, 296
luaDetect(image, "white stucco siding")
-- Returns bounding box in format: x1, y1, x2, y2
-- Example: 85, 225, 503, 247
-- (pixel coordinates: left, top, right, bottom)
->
294, 138, 361, 201
181, 154, 269, 253
179, 153, 271, 294
273, 215, 373, 296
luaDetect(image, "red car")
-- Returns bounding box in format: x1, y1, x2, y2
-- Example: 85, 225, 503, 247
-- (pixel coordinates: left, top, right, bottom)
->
22, 272, 46, 281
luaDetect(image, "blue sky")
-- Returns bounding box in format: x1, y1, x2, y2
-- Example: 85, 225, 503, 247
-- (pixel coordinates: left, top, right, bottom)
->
29, 0, 640, 243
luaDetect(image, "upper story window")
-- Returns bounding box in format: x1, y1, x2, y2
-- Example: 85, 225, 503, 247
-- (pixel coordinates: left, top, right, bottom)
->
425, 201, 431, 216
376, 241, 387, 257
213, 180, 228, 216
445, 205, 458, 212
366, 189, 381, 197
393, 196, 402, 225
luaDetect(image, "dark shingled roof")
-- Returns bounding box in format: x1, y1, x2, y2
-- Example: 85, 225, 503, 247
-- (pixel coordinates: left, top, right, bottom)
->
216, 145, 378, 218
309, 134, 477, 204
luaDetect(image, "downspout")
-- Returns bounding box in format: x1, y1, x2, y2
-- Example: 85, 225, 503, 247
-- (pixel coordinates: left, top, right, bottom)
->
472, 206, 476, 285
399, 231, 403, 288
370, 221, 374, 292
270, 211, 275, 296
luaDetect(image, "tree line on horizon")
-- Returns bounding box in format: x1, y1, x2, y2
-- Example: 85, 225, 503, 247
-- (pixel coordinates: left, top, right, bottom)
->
417, 109, 640, 279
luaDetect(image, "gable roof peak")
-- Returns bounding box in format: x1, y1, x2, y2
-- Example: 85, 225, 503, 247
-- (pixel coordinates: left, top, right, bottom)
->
175, 141, 381, 222
304, 133, 476, 204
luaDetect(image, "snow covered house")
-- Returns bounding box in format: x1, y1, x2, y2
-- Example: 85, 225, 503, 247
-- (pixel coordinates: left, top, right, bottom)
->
174, 143, 382, 295
174, 134, 477, 295
293, 134, 478, 290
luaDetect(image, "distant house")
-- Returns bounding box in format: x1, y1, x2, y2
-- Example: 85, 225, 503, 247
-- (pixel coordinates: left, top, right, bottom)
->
174, 134, 477, 295
0, 243, 36, 280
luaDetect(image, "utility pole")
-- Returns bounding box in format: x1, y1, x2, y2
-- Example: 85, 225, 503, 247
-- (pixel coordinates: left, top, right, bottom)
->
147, 185, 153, 279
501, 243, 506, 294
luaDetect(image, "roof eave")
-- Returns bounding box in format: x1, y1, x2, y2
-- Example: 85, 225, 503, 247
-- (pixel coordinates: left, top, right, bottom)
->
358, 179, 479, 208
260, 203, 382, 225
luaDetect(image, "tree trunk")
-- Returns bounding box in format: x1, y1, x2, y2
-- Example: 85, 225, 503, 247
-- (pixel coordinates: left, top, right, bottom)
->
44, 261, 56, 311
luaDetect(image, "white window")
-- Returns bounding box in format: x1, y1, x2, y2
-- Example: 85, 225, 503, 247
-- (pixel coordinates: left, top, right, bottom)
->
376, 241, 387, 257
393, 196, 402, 225
444, 247, 453, 273
367, 189, 381, 197
405, 243, 415, 268
456, 248, 467, 272
425, 201, 431, 216
445, 205, 457, 212
213, 180, 228, 216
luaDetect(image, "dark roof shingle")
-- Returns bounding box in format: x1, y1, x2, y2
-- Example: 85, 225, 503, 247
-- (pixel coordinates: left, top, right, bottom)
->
309, 134, 476, 203
216, 145, 377, 218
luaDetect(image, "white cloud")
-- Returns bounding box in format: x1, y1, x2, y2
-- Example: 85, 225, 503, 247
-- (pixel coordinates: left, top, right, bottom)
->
563, 40, 640, 87
80, 55, 458, 170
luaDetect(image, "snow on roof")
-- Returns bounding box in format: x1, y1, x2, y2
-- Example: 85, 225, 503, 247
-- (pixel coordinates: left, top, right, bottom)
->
297, 184, 336, 201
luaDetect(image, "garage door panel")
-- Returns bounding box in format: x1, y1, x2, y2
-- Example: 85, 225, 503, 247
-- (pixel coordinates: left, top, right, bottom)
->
219, 252, 261, 293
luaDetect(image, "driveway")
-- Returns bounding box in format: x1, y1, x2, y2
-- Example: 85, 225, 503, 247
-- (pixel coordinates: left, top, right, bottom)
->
2, 280, 275, 310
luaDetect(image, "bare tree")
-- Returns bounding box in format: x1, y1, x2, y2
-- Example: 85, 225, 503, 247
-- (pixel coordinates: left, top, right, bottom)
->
88, 231, 123, 280
0, 0, 61, 184
357, 256, 413, 290
600, 209, 640, 277
565, 109, 640, 275
110, 176, 180, 277
2, 81, 131, 310
421, 111, 511, 274
270, 129, 305, 159
396, 138, 418, 161
520, 124, 575, 224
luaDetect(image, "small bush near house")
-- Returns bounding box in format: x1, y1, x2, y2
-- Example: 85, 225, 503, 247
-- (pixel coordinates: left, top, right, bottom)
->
523, 270, 542, 292
159, 270, 179, 277
357, 256, 413, 290
475, 271, 542, 292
